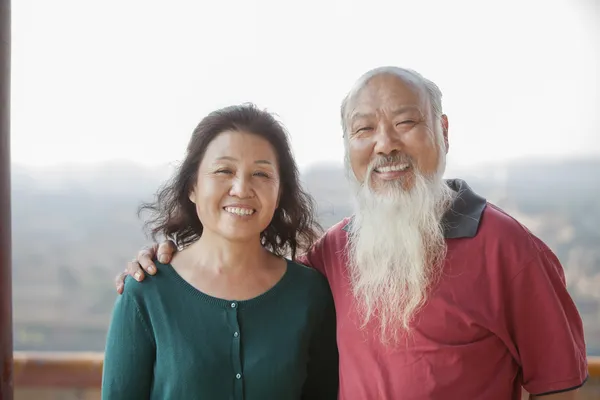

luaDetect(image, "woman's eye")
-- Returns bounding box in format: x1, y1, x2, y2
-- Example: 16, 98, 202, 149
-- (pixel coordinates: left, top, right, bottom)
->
215, 169, 232, 174
254, 171, 270, 178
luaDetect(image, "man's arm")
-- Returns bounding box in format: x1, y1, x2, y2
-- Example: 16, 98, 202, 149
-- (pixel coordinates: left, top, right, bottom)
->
115, 240, 177, 294
102, 287, 156, 399
116, 230, 326, 293
502, 247, 588, 397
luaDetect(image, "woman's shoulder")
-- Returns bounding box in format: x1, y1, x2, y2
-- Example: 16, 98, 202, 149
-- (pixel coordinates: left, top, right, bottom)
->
287, 259, 325, 278
285, 259, 331, 293
121, 261, 174, 300
283, 260, 335, 323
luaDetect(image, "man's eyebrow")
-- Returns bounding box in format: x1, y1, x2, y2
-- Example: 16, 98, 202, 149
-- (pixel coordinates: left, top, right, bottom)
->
390, 105, 421, 116
350, 112, 374, 122
215, 156, 273, 165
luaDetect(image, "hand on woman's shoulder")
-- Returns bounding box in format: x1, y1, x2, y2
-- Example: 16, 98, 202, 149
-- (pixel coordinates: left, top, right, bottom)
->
121, 260, 166, 298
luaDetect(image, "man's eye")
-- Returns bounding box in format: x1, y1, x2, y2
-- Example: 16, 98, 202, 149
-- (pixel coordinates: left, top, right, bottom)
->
397, 120, 415, 125
355, 127, 373, 134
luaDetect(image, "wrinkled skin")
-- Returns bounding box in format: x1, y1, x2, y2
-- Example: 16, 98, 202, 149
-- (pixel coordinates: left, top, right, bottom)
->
115, 241, 176, 294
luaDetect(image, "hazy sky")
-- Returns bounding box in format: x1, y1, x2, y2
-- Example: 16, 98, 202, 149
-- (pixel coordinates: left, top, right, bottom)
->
10, 0, 599, 170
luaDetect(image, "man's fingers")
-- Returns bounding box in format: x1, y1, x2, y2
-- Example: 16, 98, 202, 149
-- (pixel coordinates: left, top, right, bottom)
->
137, 245, 156, 261
126, 260, 146, 281
115, 272, 126, 294
157, 240, 177, 264
137, 246, 157, 275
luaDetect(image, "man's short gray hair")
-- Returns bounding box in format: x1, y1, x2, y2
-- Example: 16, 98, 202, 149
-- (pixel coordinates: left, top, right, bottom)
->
340, 66, 444, 136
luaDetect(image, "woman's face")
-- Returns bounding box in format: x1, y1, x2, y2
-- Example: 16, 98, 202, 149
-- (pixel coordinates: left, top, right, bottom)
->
190, 130, 281, 243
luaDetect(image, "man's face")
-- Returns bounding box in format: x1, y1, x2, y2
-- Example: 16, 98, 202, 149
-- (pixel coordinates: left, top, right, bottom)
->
345, 73, 448, 192
343, 72, 454, 343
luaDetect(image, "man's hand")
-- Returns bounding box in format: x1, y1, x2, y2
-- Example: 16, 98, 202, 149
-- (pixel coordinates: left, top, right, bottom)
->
115, 240, 177, 294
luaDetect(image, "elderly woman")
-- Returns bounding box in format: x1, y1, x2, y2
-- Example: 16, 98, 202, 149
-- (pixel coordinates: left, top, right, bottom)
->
101, 104, 338, 400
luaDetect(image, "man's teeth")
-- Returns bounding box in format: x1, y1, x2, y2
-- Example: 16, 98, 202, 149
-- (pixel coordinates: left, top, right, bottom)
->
224, 207, 255, 216
376, 163, 410, 173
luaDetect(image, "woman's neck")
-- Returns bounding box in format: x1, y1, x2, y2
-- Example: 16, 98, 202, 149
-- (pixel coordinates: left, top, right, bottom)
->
182, 232, 272, 275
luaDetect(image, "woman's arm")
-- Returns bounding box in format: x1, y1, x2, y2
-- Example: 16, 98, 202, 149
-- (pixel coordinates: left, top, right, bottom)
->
102, 289, 156, 400
302, 287, 339, 400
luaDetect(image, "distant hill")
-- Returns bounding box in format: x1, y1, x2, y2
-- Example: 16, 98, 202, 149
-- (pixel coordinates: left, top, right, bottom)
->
10, 158, 600, 355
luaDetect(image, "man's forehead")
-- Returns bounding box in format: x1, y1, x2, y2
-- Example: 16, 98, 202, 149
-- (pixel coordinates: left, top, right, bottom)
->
348, 75, 427, 116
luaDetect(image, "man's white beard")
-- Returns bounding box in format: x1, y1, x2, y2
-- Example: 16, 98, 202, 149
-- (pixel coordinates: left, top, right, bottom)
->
347, 163, 454, 345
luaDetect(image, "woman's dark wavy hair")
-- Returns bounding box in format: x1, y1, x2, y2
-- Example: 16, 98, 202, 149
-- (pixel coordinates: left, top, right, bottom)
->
139, 103, 322, 260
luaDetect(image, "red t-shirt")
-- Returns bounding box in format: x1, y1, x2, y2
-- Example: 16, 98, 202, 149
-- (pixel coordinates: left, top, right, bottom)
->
298, 179, 587, 400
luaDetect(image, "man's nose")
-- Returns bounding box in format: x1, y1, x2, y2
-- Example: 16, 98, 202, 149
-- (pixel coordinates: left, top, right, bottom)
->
229, 176, 253, 198
373, 124, 402, 155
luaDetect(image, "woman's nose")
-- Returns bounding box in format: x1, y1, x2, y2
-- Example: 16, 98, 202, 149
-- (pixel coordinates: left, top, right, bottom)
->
229, 176, 253, 198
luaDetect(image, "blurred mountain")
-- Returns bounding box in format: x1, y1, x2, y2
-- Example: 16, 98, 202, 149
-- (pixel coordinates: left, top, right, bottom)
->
10, 157, 600, 355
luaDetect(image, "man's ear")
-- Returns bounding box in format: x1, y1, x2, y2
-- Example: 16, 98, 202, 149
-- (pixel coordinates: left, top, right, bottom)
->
441, 114, 449, 153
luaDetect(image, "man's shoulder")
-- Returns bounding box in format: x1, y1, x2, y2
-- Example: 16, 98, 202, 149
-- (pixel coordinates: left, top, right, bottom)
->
311, 217, 352, 258
480, 203, 534, 236
297, 217, 351, 276
322, 217, 352, 243
477, 202, 551, 255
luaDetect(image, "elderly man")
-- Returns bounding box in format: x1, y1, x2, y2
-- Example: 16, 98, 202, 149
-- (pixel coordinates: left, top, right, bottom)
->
116, 67, 588, 399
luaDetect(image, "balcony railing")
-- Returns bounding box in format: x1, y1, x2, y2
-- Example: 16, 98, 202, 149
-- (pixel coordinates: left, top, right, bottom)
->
11, 352, 600, 400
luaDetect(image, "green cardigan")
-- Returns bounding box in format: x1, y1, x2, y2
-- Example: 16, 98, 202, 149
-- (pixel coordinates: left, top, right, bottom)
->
101, 259, 339, 400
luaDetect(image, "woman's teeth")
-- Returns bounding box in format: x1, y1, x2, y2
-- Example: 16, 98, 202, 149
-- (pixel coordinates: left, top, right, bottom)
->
224, 207, 255, 216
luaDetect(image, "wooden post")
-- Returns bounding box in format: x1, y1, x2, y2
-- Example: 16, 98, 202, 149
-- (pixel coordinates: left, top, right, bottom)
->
0, 0, 12, 398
